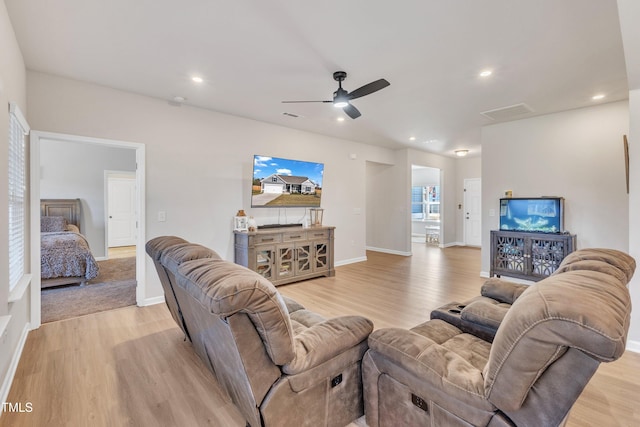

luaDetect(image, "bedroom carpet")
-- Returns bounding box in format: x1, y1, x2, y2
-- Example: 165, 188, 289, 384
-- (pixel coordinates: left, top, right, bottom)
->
41, 256, 137, 323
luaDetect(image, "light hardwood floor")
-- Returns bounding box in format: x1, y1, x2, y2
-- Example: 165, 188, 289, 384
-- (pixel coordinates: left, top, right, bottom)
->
1, 244, 638, 426
108, 245, 137, 259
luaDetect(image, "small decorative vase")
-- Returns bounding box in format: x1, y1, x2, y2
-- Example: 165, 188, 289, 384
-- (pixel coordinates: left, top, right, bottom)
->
247, 217, 257, 232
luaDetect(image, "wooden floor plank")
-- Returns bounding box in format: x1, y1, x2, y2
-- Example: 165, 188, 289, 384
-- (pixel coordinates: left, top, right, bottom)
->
1, 244, 638, 426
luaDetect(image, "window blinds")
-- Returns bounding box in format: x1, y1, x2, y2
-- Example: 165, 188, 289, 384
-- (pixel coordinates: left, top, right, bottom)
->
8, 103, 29, 291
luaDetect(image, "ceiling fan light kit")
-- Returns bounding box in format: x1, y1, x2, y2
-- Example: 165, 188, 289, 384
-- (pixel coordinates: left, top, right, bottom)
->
283, 71, 390, 119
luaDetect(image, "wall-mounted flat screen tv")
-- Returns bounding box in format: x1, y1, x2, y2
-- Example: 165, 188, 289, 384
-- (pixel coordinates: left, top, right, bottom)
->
251, 155, 324, 208
499, 197, 564, 233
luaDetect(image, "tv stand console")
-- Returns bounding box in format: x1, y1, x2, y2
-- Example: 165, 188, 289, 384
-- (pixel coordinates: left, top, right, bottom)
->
490, 230, 576, 281
234, 226, 335, 286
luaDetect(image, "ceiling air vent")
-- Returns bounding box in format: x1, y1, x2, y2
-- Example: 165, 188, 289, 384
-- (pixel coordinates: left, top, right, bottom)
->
282, 112, 300, 118
480, 103, 533, 121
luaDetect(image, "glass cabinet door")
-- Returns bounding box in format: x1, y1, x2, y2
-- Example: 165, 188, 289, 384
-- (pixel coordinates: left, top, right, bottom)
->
314, 242, 329, 272
296, 244, 312, 275
494, 235, 525, 274
255, 246, 275, 279
277, 245, 295, 279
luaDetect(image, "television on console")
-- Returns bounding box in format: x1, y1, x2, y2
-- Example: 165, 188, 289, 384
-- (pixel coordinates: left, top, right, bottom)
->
499, 197, 564, 233
251, 155, 324, 208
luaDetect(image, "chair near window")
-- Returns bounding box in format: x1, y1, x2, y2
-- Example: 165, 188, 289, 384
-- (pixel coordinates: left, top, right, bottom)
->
424, 217, 440, 244
425, 225, 440, 244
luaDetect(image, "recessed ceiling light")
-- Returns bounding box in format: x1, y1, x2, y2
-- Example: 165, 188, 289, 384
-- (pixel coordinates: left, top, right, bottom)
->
192, 76, 204, 83
455, 149, 469, 157
336, 117, 345, 122
592, 94, 605, 100
479, 70, 493, 77
173, 96, 186, 103
409, 136, 416, 141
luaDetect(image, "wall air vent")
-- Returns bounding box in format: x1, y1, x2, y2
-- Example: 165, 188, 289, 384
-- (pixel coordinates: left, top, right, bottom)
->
480, 103, 534, 121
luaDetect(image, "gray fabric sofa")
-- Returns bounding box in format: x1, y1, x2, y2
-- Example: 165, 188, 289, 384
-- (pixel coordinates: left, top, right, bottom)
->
146, 236, 221, 341
363, 248, 635, 427
146, 236, 373, 427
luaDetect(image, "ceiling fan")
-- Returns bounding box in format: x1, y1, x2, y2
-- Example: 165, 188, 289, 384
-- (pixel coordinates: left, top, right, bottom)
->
282, 71, 390, 119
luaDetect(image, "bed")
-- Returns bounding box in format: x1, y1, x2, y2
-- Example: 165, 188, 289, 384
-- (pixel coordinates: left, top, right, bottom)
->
40, 199, 99, 288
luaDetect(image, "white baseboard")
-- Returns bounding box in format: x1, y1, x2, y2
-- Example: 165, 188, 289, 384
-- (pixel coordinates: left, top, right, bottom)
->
626, 340, 640, 353
480, 271, 490, 278
139, 295, 165, 307
0, 322, 30, 409
335, 256, 368, 267
442, 241, 466, 248
366, 246, 412, 257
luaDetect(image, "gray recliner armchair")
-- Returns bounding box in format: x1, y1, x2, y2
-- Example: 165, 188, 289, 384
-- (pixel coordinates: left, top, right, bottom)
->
363, 248, 635, 427
147, 236, 374, 427
146, 236, 221, 340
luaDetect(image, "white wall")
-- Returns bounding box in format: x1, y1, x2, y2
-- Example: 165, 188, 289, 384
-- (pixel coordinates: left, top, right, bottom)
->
365, 160, 403, 253
40, 139, 136, 258
26, 71, 401, 301
0, 0, 29, 404
618, 0, 640, 352
626, 89, 640, 347
481, 101, 630, 275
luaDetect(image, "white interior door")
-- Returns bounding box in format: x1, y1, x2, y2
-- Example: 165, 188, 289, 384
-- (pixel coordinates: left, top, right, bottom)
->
107, 173, 137, 247
464, 178, 482, 246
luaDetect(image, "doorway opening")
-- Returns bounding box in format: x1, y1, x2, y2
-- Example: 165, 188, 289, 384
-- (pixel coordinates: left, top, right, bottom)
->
30, 131, 146, 328
411, 165, 442, 245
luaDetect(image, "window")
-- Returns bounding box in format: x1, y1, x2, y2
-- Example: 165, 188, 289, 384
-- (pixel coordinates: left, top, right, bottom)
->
8, 103, 29, 291
411, 186, 440, 220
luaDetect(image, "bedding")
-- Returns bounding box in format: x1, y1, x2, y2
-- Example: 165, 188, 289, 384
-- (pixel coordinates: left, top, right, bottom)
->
41, 215, 99, 287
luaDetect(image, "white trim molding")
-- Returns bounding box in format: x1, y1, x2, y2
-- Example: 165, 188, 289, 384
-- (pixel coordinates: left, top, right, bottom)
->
0, 323, 30, 409
366, 246, 412, 257
335, 256, 368, 267
626, 340, 640, 353
139, 296, 166, 307
7, 274, 31, 303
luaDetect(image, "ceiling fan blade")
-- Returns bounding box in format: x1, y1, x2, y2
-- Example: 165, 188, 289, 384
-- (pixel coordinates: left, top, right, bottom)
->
343, 103, 362, 119
348, 79, 390, 100
282, 100, 333, 103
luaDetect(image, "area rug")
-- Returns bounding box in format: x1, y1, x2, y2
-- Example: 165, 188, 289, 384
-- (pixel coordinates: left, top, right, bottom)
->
41, 256, 137, 323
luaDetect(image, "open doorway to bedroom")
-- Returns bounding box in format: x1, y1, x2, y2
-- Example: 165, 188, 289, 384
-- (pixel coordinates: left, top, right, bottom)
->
30, 131, 146, 327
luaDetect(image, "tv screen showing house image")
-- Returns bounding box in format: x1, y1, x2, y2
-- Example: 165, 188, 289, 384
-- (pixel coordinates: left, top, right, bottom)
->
251, 155, 324, 207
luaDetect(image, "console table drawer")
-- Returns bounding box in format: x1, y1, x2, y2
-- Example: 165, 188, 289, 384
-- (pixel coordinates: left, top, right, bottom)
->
250, 234, 282, 245
307, 229, 329, 240
283, 231, 307, 242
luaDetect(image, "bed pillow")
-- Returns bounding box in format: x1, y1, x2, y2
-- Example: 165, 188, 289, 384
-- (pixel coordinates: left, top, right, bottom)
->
41, 216, 68, 232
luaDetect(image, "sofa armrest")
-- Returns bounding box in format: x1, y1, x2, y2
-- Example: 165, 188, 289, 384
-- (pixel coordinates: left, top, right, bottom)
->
283, 315, 373, 375
481, 277, 528, 304
461, 299, 510, 330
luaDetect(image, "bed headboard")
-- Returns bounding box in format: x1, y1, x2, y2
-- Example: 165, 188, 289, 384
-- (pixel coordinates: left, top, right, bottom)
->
40, 199, 82, 230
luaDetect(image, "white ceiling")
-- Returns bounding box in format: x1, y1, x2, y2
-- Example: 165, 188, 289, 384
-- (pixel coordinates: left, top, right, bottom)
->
5, 0, 628, 157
